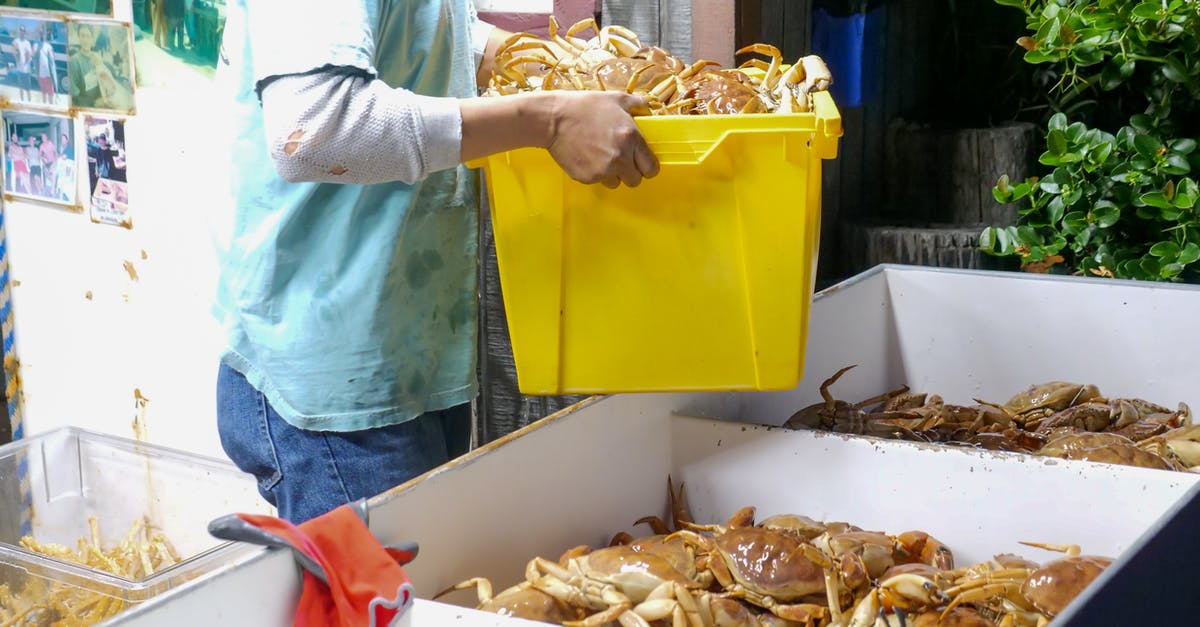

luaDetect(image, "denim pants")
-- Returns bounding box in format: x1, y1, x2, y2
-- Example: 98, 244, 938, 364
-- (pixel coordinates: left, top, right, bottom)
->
216, 363, 471, 523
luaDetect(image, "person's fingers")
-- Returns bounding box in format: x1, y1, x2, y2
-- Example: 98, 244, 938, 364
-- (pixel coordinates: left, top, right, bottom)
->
616, 157, 643, 188
632, 138, 659, 179
601, 176, 620, 189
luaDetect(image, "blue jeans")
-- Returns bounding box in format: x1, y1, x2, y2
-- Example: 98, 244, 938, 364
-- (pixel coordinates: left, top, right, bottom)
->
216, 364, 470, 523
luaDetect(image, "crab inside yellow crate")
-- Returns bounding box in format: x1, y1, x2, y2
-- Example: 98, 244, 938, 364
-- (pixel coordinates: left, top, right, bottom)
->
472, 90, 842, 395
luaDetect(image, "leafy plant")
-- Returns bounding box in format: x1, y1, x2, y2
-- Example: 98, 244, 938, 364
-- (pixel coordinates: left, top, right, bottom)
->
980, 0, 1200, 280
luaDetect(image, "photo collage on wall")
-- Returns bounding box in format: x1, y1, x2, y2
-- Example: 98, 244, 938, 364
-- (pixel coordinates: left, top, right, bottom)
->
0, 0, 134, 226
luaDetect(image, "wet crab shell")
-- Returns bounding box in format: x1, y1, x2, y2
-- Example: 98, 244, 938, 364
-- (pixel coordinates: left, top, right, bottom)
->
1040, 432, 1176, 471
479, 585, 580, 623
1020, 555, 1113, 616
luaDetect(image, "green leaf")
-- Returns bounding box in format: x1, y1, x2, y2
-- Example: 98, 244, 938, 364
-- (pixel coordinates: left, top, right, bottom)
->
1178, 243, 1200, 265
1017, 225, 1043, 245
1175, 179, 1199, 208
1131, 2, 1163, 19
1089, 142, 1114, 166
1048, 113, 1068, 132
1134, 134, 1162, 158
1024, 50, 1056, 64
1129, 115, 1155, 132
1039, 177, 1062, 194
1047, 195, 1066, 224
994, 0, 1025, 7
1165, 154, 1191, 175
1161, 207, 1183, 221
1012, 182, 1034, 201
1071, 45, 1104, 66
1141, 192, 1173, 209
1170, 139, 1197, 155
1063, 211, 1089, 234
1162, 57, 1189, 83
1140, 256, 1162, 276
1093, 203, 1120, 227
1150, 241, 1181, 258
1066, 122, 1087, 143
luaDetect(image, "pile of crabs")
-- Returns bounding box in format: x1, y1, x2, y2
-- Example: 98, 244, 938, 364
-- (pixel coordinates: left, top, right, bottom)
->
785, 366, 1200, 473
438, 479, 1108, 627
485, 17, 832, 115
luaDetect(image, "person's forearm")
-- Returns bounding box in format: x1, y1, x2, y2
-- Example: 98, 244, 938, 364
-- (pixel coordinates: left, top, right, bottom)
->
459, 92, 554, 163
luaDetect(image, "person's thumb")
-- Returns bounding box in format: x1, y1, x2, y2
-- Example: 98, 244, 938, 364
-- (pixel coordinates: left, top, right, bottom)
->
619, 93, 652, 117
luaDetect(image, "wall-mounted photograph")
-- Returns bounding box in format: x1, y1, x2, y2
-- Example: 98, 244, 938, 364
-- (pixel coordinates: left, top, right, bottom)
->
0, 1, 112, 15
84, 115, 128, 227
0, 14, 69, 108
133, 0, 224, 88
67, 20, 135, 113
3, 110, 75, 205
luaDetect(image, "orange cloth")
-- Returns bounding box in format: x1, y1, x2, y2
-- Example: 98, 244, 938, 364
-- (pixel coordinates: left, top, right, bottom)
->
237, 505, 416, 627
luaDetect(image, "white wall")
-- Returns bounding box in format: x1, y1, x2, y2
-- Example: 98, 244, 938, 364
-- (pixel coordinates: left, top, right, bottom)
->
6, 4, 229, 457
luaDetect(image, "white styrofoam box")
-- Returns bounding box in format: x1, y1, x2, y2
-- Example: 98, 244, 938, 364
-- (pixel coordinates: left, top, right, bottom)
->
106, 265, 1200, 625
110, 401, 1197, 626
732, 265, 1200, 427
474, 0, 553, 12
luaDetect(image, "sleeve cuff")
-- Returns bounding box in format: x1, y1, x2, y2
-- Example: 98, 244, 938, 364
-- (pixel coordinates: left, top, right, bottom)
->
411, 93, 463, 174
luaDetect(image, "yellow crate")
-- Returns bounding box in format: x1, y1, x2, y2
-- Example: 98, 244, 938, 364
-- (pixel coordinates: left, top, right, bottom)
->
473, 91, 842, 394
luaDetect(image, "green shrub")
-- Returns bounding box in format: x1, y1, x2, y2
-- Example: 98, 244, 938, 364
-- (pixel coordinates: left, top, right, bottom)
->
980, 0, 1200, 280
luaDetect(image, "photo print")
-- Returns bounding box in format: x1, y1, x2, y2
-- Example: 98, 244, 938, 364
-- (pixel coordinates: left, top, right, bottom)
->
0, 1, 113, 15
133, 0, 225, 87
3, 110, 76, 205
0, 14, 69, 108
67, 20, 135, 113
84, 115, 129, 227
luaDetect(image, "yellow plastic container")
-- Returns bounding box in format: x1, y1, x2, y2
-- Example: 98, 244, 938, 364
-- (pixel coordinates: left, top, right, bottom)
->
473, 90, 842, 395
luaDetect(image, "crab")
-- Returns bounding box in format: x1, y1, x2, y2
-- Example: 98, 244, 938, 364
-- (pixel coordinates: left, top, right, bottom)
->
434, 577, 582, 624
1138, 423, 1200, 471
1018, 543, 1112, 618
1038, 431, 1177, 471
669, 519, 831, 623
484, 16, 833, 115
1001, 382, 1103, 428
526, 541, 711, 627
784, 365, 913, 432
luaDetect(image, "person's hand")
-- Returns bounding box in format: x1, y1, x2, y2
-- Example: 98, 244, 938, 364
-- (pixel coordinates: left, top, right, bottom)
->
544, 91, 659, 189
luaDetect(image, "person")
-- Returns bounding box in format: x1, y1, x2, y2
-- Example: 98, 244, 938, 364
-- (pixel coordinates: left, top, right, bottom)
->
87, 132, 116, 194
69, 23, 104, 107
55, 133, 75, 202
7, 134, 29, 195
215, 0, 659, 523
183, 0, 195, 50
38, 131, 56, 194
12, 25, 33, 102
25, 138, 42, 197
35, 26, 58, 105
164, 0, 185, 50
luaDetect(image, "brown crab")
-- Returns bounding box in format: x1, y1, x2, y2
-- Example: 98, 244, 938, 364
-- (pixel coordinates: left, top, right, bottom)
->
1039, 432, 1177, 471
669, 522, 830, 623
434, 578, 581, 624
1019, 543, 1112, 618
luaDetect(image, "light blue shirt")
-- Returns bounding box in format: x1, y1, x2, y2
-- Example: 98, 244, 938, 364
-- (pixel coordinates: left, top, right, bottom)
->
214, 0, 480, 431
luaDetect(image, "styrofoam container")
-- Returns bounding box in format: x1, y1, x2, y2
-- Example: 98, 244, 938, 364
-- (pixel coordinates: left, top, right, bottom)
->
105, 266, 1200, 625
0, 428, 271, 622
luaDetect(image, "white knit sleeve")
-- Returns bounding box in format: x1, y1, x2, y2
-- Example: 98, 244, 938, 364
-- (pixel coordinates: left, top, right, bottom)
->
259, 71, 462, 186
